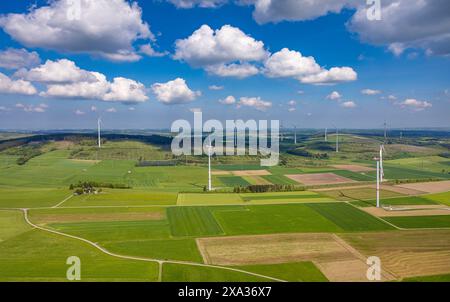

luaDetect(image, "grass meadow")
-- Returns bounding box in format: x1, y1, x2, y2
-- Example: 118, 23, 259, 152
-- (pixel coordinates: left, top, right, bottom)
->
0, 210, 159, 281
351, 196, 439, 207
236, 262, 328, 282
384, 215, 450, 229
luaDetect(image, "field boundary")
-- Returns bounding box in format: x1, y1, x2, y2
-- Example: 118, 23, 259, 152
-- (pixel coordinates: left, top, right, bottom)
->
52, 194, 74, 208
20, 209, 286, 282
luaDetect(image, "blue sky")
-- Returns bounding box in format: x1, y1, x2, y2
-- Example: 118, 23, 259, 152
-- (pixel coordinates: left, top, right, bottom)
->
0, 0, 449, 130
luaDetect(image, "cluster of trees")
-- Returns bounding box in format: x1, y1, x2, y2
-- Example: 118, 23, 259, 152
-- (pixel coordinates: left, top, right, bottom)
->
136, 160, 177, 167
4, 143, 44, 165
69, 181, 130, 191
390, 178, 443, 185
233, 184, 304, 193
287, 148, 329, 159
439, 152, 450, 159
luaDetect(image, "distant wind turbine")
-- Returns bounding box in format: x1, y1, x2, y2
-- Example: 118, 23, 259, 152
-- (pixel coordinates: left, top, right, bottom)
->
332, 125, 339, 153
206, 137, 212, 191
379, 144, 386, 182
376, 160, 381, 208
294, 125, 297, 145
97, 117, 102, 149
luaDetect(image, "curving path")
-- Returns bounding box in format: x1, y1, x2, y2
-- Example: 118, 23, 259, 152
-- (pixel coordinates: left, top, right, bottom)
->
21, 208, 286, 282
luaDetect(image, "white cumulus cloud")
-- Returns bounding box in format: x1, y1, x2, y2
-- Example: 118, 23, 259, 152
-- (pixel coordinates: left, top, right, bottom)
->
219, 95, 236, 105
326, 91, 342, 100
400, 98, 432, 111
0, 0, 154, 62
31, 60, 148, 103
205, 63, 259, 78
348, 0, 450, 56
16, 103, 47, 113
362, 89, 382, 95
174, 24, 267, 77
15, 59, 97, 84
151, 78, 201, 104
139, 44, 168, 58
300, 67, 357, 85
264, 48, 357, 85
244, 0, 356, 24
0, 72, 37, 95
167, 0, 227, 8
103, 77, 149, 103
238, 96, 272, 111
263, 48, 321, 78
0, 48, 40, 70
341, 101, 357, 108
208, 85, 224, 90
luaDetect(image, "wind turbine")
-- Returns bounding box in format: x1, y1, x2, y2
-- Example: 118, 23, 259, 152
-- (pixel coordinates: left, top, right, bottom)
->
97, 117, 102, 149
206, 137, 212, 191
379, 144, 386, 182
294, 125, 297, 145
325, 128, 328, 142
332, 125, 339, 153
280, 121, 284, 142
376, 159, 381, 208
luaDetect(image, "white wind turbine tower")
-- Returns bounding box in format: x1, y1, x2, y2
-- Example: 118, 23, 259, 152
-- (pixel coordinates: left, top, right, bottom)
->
332, 125, 339, 153
97, 117, 102, 149
376, 158, 381, 208
206, 137, 213, 191
379, 144, 386, 182
294, 125, 297, 145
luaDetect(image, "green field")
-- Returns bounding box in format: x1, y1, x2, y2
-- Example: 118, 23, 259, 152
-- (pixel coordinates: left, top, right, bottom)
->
332, 170, 375, 181
177, 191, 334, 205
403, 273, 450, 282
71, 140, 170, 161
320, 187, 404, 201
161, 263, 269, 282
386, 156, 450, 174
0, 210, 30, 242
167, 207, 224, 237
424, 192, 450, 206
213, 203, 393, 235
218, 176, 251, 187
1, 132, 450, 282
214, 165, 264, 171
0, 188, 71, 208
261, 174, 300, 185
367, 165, 450, 180
177, 193, 243, 205
104, 238, 203, 262
51, 219, 171, 242
240, 191, 334, 204
0, 210, 159, 281
351, 196, 439, 207
306, 203, 394, 231
63, 189, 177, 207
237, 262, 328, 282
384, 215, 450, 229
